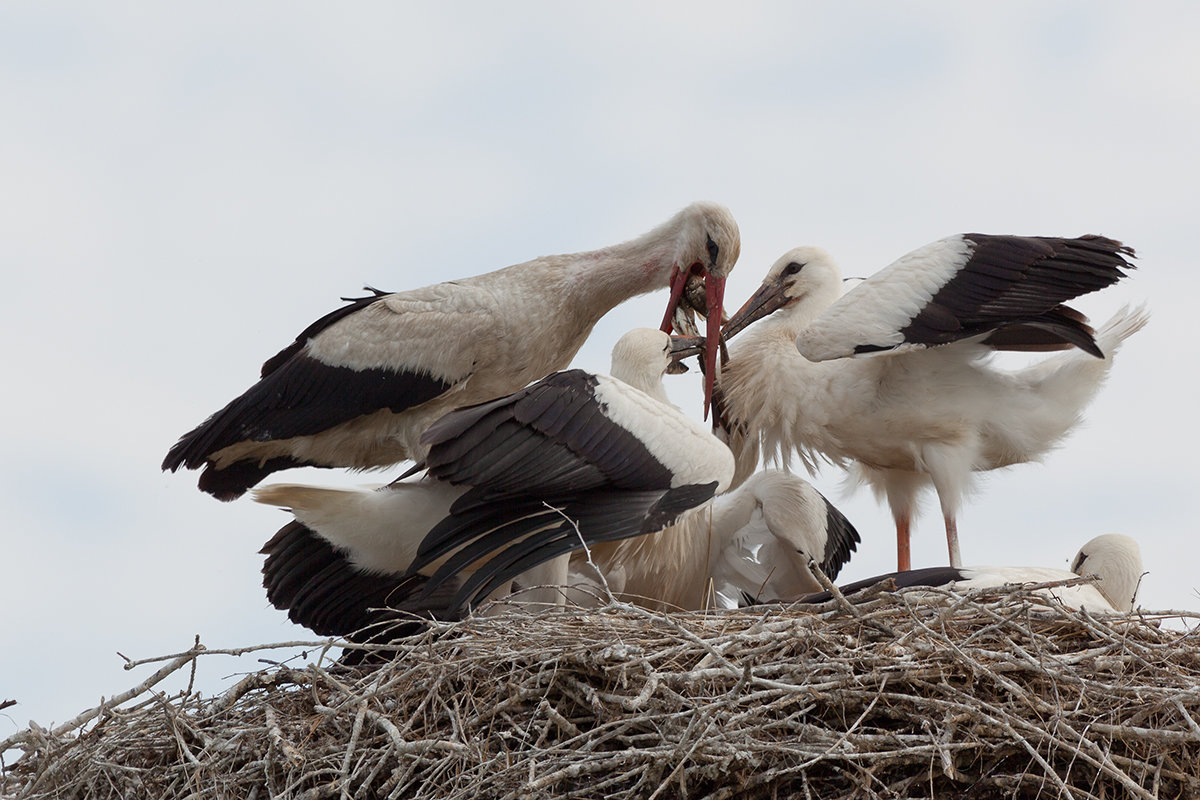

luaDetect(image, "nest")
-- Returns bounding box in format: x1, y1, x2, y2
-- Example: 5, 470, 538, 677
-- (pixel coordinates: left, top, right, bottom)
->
4, 581, 1200, 800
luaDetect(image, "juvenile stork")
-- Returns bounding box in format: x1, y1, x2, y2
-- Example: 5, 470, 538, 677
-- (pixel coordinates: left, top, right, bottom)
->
796, 534, 1143, 614
718, 235, 1145, 570
253, 329, 735, 638
567, 469, 860, 611
164, 202, 739, 500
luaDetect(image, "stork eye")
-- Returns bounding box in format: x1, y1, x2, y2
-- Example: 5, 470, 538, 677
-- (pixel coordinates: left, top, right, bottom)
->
705, 234, 719, 265
783, 261, 803, 276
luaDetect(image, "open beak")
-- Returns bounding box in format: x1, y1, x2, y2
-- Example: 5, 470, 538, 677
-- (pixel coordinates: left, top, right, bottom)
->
667, 334, 705, 374
660, 265, 725, 420
721, 277, 791, 342
659, 265, 692, 334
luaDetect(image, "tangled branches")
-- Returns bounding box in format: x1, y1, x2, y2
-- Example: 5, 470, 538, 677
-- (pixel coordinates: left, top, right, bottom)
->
4, 583, 1200, 799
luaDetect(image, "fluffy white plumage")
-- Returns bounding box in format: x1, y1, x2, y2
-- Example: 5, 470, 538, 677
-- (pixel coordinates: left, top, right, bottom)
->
718, 238, 1145, 570
566, 469, 859, 611
809, 534, 1144, 614
952, 533, 1143, 613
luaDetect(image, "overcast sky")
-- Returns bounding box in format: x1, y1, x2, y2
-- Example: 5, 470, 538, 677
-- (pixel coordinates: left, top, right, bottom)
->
3, 3, 1197, 737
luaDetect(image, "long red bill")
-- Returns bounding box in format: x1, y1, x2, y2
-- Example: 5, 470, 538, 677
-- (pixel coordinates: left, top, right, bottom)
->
659, 265, 687, 334
703, 275, 725, 420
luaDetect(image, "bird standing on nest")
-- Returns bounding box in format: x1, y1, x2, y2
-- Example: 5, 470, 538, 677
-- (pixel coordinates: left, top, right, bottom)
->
717, 234, 1145, 570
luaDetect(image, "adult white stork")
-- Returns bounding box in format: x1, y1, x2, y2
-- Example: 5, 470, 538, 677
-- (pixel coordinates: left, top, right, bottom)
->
252, 328, 735, 639
795, 534, 1143, 614
163, 202, 739, 500
717, 235, 1146, 570
566, 469, 860, 611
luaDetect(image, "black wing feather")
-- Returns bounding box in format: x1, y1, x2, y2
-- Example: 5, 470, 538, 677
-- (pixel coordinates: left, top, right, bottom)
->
410, 370, 693, 608
162, 289, 455, 495
435, 483, 719, 610
260, 520, 460, 643
423, 371, 675, 497
818, 494, 861, 580
893, 234, 1135, 355
798, 566, 969, 605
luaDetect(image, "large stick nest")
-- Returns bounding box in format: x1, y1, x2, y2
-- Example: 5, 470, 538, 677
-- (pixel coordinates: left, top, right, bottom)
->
4, 581, 1200, 799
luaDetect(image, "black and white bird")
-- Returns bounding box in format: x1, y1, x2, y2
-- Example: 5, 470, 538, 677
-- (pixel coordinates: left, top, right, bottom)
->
795, 533, 1144, 614
717, 235, 1145, 570
567, 469, 860, 611
164, 202, 740, 500
253, 328, 735, 638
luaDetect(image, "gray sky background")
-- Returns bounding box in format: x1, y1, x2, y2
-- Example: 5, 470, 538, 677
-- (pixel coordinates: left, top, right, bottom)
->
3, 2, 1197, 737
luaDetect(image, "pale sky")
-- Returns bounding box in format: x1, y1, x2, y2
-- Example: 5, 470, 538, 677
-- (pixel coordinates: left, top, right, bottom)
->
3, 2, 1197, 737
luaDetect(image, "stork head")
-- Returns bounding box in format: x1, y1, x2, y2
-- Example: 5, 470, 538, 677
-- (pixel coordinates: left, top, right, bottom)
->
657, 202, 740, 419
721, 246, 841, 341
610, 328, 706, 397
1070, 533, 1144, 613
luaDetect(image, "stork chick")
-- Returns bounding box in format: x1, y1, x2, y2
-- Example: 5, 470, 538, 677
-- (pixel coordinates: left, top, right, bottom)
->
719, 236, 1144, 570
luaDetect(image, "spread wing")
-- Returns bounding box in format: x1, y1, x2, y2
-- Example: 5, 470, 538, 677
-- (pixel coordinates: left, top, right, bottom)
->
798, 234, 1135, 361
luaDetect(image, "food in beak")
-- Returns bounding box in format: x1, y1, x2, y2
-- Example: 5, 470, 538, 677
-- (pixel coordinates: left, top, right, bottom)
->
659, 265, 725, 419
666, 334, 704, 375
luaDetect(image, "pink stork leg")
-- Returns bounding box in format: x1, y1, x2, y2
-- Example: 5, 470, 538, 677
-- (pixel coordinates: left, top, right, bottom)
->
895, 513, 912, 572
944, 514, 962, 569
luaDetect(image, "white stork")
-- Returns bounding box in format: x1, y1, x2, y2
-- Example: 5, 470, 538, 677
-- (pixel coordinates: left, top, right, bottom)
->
164, 202, 740, 500
795, 534, 1144, 614
566, 469, 860, 611
717, 235, 1146, 570
252, 328, 735, 639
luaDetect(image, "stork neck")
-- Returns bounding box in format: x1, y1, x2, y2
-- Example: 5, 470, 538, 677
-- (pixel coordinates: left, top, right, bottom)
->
705, 485, 759, 552
786, 285, 842, 335
565, 215, 691, 312
1093, 550, 1142, 612
608, 361, 671, 403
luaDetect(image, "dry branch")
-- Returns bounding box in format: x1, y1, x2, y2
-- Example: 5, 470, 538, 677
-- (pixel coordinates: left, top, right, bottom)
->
3, 583, 1200, 800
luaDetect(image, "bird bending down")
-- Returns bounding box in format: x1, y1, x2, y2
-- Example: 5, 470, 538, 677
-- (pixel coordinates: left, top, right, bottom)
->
253, 328, 735, 640
718, 234, 1145, 570
796, 534, 1143, 614
164, 202, 740, 500
567, 469, 860, 611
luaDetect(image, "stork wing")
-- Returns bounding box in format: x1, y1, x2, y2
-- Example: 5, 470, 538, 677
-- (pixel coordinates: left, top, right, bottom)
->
796, 566, 969, 605
419, 370, 678, 496
411, 369, 726, 610
162, 283, 497, 487
260, 519, 463, 645
798, 235, 1135, 361
818, 492, 861, 580
423, 484, 717, 610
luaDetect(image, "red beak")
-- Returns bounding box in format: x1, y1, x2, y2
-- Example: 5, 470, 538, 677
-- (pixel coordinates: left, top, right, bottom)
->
702, 274, 725, 420
659, 265, 687, 334
659, 263, 724, 419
